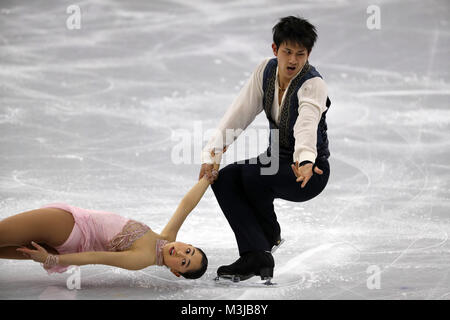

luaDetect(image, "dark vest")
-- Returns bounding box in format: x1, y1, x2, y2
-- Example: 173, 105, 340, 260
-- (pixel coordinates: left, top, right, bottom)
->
262, 58, 331, 161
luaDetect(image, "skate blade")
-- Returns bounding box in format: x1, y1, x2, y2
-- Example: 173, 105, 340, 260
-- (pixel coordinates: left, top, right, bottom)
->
215, 275, 239, 283
214, 275, 277, 287
262, 277, 276, 286
214, 273, 254, 283
271, 238, 285, 254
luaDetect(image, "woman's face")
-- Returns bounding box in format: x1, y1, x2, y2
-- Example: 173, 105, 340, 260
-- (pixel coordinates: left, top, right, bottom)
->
162, 241, 202, 277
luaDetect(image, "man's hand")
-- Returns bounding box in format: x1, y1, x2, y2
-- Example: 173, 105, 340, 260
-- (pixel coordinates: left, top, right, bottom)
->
291, 161, 323, 188
198, 147, 227, 184
199, 163, 215, 183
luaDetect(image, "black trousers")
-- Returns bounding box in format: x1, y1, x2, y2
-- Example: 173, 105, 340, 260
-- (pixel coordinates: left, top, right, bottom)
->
211, 153, 330, 256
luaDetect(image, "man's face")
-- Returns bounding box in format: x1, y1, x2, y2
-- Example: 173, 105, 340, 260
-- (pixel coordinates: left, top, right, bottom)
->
272, 41, 310, 82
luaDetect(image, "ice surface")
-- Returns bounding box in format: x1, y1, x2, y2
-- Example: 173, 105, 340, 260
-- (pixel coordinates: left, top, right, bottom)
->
0, 0, 449, 299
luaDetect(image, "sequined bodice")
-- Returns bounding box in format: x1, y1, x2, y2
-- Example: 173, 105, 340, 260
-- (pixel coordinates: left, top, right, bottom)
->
106, 219, 150, 252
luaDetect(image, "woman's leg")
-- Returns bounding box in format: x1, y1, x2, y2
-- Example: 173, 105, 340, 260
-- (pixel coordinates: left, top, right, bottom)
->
0, 207, 75, 253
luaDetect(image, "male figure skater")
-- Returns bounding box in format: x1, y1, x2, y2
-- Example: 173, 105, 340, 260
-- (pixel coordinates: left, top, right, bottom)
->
199, 16, 331, 282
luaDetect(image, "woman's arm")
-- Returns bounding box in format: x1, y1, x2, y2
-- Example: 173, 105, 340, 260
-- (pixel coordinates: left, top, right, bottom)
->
57, 250, 150, 270
161, 172, 216, 242
17, 242, 151, 271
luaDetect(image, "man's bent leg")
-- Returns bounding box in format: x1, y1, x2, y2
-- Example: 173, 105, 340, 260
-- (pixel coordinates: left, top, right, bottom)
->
272, 158, 331, 202
240, 159, 280, 246
240, 156, 331, 246
211, 162, 272, 255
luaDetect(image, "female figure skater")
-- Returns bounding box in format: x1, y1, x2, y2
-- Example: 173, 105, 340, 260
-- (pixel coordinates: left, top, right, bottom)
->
0, 163, 219, 280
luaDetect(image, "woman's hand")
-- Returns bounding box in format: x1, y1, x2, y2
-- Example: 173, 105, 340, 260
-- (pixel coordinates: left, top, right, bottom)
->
199, 163, 215, 183
16, 241, 48, 263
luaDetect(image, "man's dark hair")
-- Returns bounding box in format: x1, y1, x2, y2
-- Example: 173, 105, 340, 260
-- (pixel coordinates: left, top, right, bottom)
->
272, 16, 318, 53
179, 247, 208, 280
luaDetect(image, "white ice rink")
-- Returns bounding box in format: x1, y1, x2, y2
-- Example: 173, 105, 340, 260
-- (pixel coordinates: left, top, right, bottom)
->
0, 0, 449, 299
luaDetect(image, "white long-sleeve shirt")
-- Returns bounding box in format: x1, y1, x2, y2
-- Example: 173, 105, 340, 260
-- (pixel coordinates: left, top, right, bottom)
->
202, 58, 329, 164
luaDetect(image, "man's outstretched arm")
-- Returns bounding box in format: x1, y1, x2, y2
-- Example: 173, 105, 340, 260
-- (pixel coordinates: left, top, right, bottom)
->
200, 59, 270, 181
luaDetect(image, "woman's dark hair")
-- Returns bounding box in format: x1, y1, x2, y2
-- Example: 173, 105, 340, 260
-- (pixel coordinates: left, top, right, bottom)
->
272, 16, 318, 53
179, 247, 208, 280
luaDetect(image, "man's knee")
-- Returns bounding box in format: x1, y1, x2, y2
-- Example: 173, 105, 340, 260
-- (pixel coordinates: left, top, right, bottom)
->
241, 163, 268, 191
213, 163, 242, 189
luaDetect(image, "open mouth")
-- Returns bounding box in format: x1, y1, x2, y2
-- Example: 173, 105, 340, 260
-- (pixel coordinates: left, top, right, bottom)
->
287, 66, 296, 71
169, 247, 175, 255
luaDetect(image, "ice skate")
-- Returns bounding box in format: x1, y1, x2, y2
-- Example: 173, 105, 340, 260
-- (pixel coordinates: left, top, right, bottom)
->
271, 235, 285, 254
215, 251, 274, 285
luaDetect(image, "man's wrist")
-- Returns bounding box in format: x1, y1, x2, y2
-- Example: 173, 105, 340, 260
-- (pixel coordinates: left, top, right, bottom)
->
201, 151, 214, 164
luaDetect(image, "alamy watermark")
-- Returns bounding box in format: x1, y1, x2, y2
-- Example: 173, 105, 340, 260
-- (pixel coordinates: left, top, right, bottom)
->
66, 266, 81, 290
66, 5, 81, 30
170, 121, 280, 175
366, 5, 381, 30
366, 265, 381, 290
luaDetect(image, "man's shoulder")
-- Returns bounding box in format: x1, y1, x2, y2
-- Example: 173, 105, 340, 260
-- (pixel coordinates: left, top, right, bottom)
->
297, 76, 328, 103
252, 57, 275, 88
303, 75, 327, 87
307, 64, 327, 81
301, 64, 328, 88
255, 57, 275, 72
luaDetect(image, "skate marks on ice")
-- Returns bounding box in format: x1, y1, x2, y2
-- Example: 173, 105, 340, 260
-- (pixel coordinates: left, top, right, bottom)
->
103, 242, 360, 298
210, 242, 360, 298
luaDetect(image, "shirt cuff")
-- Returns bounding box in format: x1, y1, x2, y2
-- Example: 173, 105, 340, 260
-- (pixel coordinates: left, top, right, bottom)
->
293, 150, 316, 164
201, 149, 223, 164
201, 150, 214, 164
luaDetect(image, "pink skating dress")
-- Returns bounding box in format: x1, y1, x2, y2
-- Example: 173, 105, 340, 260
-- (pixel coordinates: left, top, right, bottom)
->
40, 202, 153, 274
